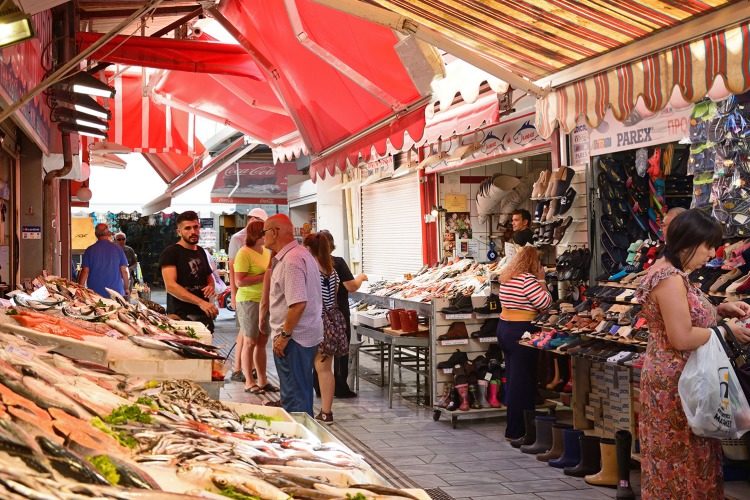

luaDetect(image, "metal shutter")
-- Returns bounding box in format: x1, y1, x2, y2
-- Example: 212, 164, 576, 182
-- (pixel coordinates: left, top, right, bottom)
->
361, 175, 423, 281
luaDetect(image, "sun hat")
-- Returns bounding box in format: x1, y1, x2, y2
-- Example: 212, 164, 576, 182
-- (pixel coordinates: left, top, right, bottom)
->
248, 208, 269, 221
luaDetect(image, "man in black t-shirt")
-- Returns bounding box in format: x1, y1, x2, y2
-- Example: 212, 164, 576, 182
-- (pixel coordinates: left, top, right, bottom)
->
159, 211, 218, 331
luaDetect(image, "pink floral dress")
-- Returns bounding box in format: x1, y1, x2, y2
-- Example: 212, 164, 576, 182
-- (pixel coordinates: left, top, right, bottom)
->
635, 265, 722, 499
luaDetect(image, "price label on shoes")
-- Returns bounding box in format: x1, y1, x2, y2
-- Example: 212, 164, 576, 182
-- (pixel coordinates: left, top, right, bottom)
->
442, 368, 453, 374
444, 313, 473, 320
478, 337, 497, 343
440, 339, 469, 346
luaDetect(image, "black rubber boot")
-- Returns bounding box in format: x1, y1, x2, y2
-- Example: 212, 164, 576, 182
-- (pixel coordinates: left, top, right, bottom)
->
521, 415, 556, 454
510, 410, 542, 448
615, 430, 635, 499
564, 435, 601, 477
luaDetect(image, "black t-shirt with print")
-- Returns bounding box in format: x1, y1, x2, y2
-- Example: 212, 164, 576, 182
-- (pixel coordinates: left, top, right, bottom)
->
159, 243, 211, 318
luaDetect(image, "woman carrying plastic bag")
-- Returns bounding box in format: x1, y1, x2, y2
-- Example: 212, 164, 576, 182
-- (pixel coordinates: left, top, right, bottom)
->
678, 326, 750, 439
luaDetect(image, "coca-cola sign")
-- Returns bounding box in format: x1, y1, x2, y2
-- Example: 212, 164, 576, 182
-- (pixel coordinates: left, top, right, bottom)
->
211, 161, 297, 204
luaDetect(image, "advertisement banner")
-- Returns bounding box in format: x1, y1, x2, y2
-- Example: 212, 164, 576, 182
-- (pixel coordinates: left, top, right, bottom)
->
362, 155, 394, 180
425, 112, 549, 174
571, 122, 590, 167
210, 161, 298, 204
0, 11, 52, 153
589, 106, 692, 156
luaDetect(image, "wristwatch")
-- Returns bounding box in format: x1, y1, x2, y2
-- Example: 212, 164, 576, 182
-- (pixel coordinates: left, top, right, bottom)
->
280, 330, 292, 339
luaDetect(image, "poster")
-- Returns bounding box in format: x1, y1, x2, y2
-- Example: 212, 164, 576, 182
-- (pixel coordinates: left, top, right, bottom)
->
443, 212, 472, 255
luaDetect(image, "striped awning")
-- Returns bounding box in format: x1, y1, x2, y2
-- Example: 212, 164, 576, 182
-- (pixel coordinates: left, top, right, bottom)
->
367, 0, 736, 81
535, 20, 750, 138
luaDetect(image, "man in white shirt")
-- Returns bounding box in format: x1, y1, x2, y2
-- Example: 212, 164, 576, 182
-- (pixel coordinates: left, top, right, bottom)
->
227, 208, 269, 382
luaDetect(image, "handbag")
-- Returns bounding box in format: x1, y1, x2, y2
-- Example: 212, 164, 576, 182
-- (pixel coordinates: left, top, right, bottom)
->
320, 306, 349, 356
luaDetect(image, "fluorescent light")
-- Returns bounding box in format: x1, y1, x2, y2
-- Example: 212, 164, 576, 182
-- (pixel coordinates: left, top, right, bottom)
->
76, 117, 107, 130
0, 11, 34, 50
60, 72, 115, 99
53, 107, 109, 131
51, 89, 111, 120
513, 157, 523, 164
58, 123, 107, 139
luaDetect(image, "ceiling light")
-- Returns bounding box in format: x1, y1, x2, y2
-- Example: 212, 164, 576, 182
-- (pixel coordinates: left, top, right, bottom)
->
513, 157, 523, 164
53, 107, 109, 131
0, 10, 34, 50
51, 89, 111, 120
59, 72, 115, 99
58, 123, 107, 139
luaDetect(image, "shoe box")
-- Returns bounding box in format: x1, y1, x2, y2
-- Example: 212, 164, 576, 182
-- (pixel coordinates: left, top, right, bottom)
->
584, 362, 632, 435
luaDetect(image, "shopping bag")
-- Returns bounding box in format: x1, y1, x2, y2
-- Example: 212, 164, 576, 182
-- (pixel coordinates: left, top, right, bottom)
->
678, 331, 750, 439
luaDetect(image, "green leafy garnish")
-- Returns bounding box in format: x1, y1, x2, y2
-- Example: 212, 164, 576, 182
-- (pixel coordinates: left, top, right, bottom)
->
347, 494, 367, 500
218, 486, 260, 500
143, 380, 160, 389
104, 405, 152, 425
6, 309, 18, 315
185, 326, 198, 339
87, 455, 120, 485
135, 396, 158, 409
91, 418, 137, 449
95, 300, 106, 308
238, 413, 278, 425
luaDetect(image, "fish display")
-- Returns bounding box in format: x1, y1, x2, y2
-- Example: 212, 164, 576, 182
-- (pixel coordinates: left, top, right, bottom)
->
0, 328, 427, 499
3, 275, 222, 361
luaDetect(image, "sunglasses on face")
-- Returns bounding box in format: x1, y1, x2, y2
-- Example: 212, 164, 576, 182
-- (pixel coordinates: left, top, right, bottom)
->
116, 238, 125, 241
262, 227, 278, 235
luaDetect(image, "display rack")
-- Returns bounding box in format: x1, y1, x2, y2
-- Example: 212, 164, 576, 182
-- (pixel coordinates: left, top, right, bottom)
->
431, 296, 506, 428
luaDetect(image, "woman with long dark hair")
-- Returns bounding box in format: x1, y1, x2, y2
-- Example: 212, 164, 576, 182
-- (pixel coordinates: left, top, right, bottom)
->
304, 232, 344, 424
635, 209, 750, 499
497, 246, 552, 440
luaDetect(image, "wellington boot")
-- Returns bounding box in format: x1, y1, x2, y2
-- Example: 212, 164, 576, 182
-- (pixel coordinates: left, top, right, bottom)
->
521, 415, 556, 454
615, 430, 635, 499
584, 438, 618, 487
435, 383, 453, 409
564, 435, 601, 477
486, 379, 502, 408
537, 423, 571, 462
468, 384, 482, 409
477, 380, 490, 407
455, 384, 470, 411
445, 387, 461, 412
549, 428, 583, 468
510, 410, 543, 448
545, 357, 561, 390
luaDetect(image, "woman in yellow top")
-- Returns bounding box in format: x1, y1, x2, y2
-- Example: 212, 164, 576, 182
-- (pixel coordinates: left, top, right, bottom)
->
233, 220, 276, 394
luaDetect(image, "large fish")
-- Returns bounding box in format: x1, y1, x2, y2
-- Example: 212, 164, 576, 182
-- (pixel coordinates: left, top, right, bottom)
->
211, 474, 290, 500
35, 435, 110, 485
21, 375, 91, 419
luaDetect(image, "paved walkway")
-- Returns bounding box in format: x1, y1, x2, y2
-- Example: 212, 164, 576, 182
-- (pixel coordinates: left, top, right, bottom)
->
154, 291, 631, 499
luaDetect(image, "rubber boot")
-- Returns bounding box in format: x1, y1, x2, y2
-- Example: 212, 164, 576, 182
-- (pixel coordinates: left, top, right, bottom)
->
585, 438, 618, 487
445, 387, 461, 412
537, 423, 571, 461
615, 431, 635, 499
468, 384, 482, 409
564, 435, 601, 477
521, 415, 556, 454
476, 380, 489, 407
510, 410, 542, 448
546, 356, 561, 389
455, 384, 470, 411
562, 358, 573, 393
487, 379, 502, 408
549, 428, 583, 468
435, 384, 453, 409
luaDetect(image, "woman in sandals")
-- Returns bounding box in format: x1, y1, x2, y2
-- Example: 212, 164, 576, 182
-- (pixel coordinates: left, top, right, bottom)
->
304, 232, 344, 424
635, 209, 750, 499
497, 246, 552, 440
234, 220, 278, 395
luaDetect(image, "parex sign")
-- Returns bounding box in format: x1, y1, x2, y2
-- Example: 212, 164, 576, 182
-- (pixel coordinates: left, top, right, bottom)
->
589, 106, 691, 155
211, 162, 298, 204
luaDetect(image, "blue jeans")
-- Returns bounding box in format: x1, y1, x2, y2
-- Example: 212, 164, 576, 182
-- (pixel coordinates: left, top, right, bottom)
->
497, 319, 538, 439
274, 339, 318, 416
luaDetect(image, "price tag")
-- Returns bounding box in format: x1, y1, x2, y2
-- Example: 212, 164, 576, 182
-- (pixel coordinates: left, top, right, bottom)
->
442, 368, 453, 374
389, 299, 395, 309
444, 313, 473, 320
478, 337, 497, 343
484, 372, 493, 381
440, 339, 469, 346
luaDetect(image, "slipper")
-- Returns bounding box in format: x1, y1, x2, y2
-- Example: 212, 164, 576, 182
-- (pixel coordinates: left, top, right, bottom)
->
260, 383, 279, 393
245, 385, 264, 394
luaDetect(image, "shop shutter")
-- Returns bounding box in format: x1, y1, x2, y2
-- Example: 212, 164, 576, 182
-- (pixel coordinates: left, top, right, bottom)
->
361, 175, 423, 281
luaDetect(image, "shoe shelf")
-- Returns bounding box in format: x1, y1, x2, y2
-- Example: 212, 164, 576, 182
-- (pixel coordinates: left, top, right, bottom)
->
431, 296, 506, 428
596, 280, 750, 301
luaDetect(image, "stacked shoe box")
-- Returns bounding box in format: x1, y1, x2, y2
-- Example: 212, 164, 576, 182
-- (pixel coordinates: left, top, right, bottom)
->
631, 366, 642, 453
585, 363, 632, 435
608, 365, 632, 433
585, 363, 606, 427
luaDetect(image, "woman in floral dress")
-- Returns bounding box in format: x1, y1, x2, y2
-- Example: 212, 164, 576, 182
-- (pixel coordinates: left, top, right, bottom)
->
635, 209, 750, 499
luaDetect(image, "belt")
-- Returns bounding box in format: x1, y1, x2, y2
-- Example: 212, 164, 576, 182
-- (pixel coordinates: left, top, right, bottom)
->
500, 309, 537, 322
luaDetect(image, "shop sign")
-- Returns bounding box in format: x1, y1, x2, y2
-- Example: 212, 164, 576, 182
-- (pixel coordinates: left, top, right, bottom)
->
589, 105, 691, 155
21, 225, 41, 240
210, 161, 298, 204
362, 156, 394, 180
444, 194, 467, 212
571, 123, 590, 167
200, 218, 214, 228
0, 11, 52, 154
426, 112, 549, 174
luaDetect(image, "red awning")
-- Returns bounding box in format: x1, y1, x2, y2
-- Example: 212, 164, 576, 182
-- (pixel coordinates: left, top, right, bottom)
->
216, 0, 427, 179
142, 151, 202, 185
535, 21, 750, 138
77, 33, 264, 80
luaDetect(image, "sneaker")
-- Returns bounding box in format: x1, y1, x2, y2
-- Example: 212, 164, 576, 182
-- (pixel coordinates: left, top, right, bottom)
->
315, 411, 334, 425
229, 370, 245, 382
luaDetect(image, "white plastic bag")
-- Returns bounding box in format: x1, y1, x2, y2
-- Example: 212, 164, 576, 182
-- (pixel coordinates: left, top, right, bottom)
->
678, 332, 750, 439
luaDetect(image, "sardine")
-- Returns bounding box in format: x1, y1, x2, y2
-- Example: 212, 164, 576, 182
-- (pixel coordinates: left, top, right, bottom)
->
351, 484, 421, 500
282, 487, 337, 499
129, 336, 176, 351
105, 319, 139, 337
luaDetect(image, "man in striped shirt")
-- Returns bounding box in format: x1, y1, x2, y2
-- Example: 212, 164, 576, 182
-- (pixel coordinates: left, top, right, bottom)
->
263, 214, 323, 415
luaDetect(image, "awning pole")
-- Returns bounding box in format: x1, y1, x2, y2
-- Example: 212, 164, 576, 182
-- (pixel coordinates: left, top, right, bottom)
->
0, 0, 166, 126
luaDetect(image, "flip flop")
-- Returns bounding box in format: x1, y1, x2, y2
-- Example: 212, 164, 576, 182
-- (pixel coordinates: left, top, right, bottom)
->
245, 385, 265, 394
260, 383, 280, 393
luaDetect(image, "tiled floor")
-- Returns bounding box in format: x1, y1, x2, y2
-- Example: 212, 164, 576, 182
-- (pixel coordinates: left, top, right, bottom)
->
205, 306, 631, 500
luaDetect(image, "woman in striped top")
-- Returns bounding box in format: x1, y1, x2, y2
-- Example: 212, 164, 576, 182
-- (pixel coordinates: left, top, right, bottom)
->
304, 232, 340, 424
497, 246, 552, 440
